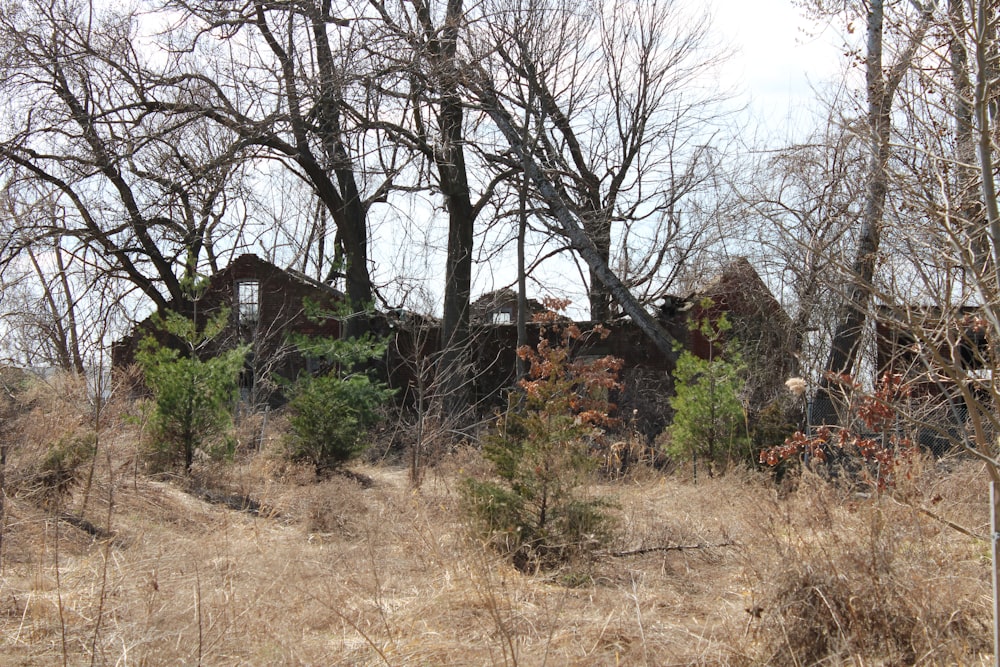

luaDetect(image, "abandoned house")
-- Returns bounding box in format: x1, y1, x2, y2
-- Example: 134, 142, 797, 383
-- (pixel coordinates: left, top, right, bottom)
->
469, 289, 552, 326
838, 303, 1000, 455
114, 254, 795, 426
456, 258, 795, 434
875, 304, 991, 392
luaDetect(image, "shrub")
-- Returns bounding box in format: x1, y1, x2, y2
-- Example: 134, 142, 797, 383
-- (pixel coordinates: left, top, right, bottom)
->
285, 333, 394, 475
749, 478, 990, 665
463, 310, 620, 573
760, 372, 917, 492
137, 310, 246, 474
666, 307, 749, 478
286, 373, 392, 474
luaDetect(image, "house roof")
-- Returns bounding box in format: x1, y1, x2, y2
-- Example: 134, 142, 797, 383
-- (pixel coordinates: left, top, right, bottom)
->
469, 288, 550, 325
222, 254, 345, 300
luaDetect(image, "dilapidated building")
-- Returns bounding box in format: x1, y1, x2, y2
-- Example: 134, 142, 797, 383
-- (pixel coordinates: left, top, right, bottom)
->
112, 254, 347, 404
115, 254, 795, 426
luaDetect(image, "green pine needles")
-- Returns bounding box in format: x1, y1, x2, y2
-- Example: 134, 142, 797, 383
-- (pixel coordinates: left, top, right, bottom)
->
286, 313, 394, 475
464, 309, 620, 573
665, 302, 749, 480
137, 309, 247, 474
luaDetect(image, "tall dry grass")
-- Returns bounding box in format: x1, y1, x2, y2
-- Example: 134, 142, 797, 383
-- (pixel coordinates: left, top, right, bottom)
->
0, 374, 993, 665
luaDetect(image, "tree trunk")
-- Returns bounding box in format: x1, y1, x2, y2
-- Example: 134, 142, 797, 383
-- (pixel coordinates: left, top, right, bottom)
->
310, 2, 373, 336
820, 0, 933, 394
948, 0, 990, 278
432, 0, 477, 417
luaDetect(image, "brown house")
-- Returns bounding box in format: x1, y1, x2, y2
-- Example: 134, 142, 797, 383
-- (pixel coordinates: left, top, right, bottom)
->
112, 254, 346, 404
872, 304, 993, 454
469, 289, 552, 326
115, 254, 793, 428
875, 304, 990, 388
682, 257, 796, 404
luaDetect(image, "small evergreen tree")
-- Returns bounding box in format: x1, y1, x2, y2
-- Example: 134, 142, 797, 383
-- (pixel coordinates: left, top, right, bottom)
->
286, 325, 394, 475
137, 309, 247, 474
666, 305, 749, 479
464, 308, 620, 573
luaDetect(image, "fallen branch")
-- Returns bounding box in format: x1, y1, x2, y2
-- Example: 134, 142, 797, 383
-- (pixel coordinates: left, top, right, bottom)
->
189, 487, 266, 515
58, 512, 115, 541
600, 540, 736, 558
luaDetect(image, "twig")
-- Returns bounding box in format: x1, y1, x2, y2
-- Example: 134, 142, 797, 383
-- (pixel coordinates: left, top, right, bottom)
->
890, 496, 987, 541
599, 540, 736, 558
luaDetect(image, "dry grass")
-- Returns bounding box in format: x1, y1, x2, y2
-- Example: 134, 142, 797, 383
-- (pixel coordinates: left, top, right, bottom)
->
0, 376, 994, 665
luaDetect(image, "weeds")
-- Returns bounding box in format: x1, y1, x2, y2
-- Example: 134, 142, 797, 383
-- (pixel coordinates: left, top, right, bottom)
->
744, 469, 991, 665
0, 375, 991, 665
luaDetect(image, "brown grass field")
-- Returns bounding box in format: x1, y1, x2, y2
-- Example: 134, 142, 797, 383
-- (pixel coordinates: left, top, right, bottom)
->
0, 375, 995, 665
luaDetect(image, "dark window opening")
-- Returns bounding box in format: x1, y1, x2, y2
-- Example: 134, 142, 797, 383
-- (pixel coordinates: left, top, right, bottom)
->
236, 280, 260, 325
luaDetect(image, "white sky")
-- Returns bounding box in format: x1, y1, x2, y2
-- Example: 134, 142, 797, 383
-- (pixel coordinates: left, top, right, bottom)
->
713, 0, 846, 138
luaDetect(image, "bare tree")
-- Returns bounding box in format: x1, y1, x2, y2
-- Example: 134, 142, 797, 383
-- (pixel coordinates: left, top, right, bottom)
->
362, 0, 493, 414
787, 0, 1000, 651
813, 0, 936, 391
473, 0, 733, 321
162, 0, 414, 334
738, 110, 868, 383
0, 0, 260, 315
467, 73, 682, 359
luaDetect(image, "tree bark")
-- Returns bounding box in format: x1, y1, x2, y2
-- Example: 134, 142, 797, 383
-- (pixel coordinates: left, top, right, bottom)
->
412, 0, 477, 415
251, 0, 374, 334
948, 0, 989, 277
309, 1, 374, 336
821, 0, 934, 388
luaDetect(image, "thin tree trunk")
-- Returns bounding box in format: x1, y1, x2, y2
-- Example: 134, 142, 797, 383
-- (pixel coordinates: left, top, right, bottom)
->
974, 0, 1000, 282
54, 246, 85, 375
516, 88, 533, 380
821, 0, 934, 389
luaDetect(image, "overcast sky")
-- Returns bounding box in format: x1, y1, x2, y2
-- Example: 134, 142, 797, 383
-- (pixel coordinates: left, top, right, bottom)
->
714, 0, 847, 137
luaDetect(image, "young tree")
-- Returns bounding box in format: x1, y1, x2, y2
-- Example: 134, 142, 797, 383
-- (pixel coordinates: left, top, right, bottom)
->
666, 308, 749, 480
286, 332, 395, 475
138, 309, 246, 474
463, 311, 621, 572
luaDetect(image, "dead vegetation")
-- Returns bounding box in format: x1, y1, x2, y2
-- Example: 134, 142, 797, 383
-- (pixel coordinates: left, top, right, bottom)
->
0, 375, 993, 665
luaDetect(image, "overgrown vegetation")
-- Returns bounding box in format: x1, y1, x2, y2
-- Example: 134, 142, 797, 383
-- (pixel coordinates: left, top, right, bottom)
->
666, 306, 749, 478
137, 309, 246, 474
0, 371, 991, 665
464, 309, 621, 572
286, 327, 394, 475
747, 471, 990, 665
761, 371, 918, 492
